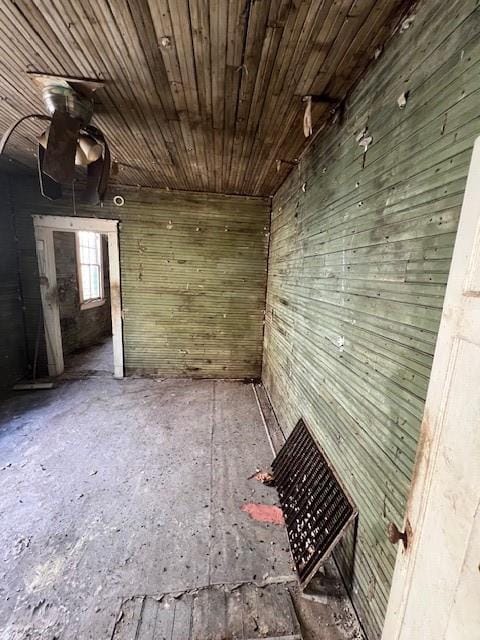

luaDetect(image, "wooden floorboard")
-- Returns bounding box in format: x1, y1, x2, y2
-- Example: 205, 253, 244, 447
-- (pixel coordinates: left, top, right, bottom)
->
111, 583, 303, 640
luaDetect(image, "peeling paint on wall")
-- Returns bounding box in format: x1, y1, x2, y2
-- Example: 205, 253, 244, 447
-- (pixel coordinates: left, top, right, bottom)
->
263, 0, 480, 635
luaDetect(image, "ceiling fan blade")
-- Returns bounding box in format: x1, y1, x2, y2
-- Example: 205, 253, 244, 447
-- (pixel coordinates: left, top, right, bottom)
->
0, 113, 50, 155
83, 125, 110, 204
43, 110, 81, 183
84, 157, 103, 205
37, 144, 62, 200
98, 136, 110, 202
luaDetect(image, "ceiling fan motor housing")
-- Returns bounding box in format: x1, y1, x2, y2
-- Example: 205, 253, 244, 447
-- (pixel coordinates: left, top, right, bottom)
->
42, 83, 93, 125
0, 73, 110, 204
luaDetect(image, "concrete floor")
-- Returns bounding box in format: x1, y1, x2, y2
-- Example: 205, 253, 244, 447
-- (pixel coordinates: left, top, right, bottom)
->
0, 379, 364, 640
63, 336, 113, 377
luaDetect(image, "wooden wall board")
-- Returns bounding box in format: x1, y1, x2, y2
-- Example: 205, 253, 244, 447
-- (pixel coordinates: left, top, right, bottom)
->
9, 178, 269, 379
0, 0, 411, 196
0, 176, 27, 390
262, 0, 480, 636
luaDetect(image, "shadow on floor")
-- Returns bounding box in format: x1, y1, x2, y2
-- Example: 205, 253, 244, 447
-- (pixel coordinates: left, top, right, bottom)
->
63, 335, 113, 378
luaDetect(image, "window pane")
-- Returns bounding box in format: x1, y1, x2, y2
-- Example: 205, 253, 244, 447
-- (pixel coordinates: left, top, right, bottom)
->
78, 231, 103, 303
79, 244, 89, 264
90, 265, 100, 299
79, 231, 94, 250
82, 265, 92, 300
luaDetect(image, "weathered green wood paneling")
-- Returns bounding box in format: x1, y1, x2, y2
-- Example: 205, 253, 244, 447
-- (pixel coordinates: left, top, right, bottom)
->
119, 190, 269, 377
0, 176, 26, 390
263, 1, 480, 637
10, 178, 269, 379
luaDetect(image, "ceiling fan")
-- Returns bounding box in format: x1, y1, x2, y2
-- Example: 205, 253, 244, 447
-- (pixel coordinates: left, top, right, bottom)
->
0, 73, 110, 204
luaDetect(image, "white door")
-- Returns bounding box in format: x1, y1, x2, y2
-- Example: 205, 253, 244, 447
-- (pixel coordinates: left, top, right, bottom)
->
382, 138, 480, 639
34, 225, 64, 376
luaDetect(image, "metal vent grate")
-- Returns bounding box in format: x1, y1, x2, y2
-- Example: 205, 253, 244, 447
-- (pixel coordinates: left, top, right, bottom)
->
272, 418, 357, 589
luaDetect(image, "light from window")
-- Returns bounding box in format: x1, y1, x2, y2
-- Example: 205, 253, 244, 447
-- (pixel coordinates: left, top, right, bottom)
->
77, 231, 103, 303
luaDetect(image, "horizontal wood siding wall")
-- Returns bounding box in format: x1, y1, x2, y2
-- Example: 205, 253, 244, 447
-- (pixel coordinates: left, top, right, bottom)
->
263, 1, 480, 637
10, 179, 269, 379
119, 190, 269, 377
0, 177, 26, 390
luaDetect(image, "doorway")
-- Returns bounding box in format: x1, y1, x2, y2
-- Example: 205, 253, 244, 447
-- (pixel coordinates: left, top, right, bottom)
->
32, 215, 123, 379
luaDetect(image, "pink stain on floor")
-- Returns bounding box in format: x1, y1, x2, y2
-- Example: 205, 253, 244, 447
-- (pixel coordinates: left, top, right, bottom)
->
241, 503, 285, 525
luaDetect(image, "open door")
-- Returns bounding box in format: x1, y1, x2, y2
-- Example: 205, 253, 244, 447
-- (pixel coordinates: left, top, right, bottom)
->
33, 215, 124, 379
35, 224, 64, 376
382, 138, 480, 638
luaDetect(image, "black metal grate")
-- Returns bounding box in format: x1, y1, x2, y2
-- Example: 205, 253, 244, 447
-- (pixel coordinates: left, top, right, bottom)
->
272, 418, 357, 589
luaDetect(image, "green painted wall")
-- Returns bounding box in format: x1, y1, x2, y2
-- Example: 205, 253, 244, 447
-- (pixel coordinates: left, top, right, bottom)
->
263, 1, 480, 637
10, 178, 269, 379
0, 176, 26, 391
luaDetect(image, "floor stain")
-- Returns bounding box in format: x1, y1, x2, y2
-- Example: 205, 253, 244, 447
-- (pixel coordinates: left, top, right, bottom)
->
241, 502, 285, 525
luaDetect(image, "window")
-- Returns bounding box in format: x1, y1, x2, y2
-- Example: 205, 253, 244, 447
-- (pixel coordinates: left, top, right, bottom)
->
77, 231, 104, 308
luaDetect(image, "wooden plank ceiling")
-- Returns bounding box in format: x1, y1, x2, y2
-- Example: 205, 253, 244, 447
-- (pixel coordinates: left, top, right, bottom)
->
0, 0, 411, 196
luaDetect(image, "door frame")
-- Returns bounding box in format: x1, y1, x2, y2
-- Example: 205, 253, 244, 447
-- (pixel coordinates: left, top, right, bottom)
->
382, 137, 480, 637
32, 214, 124, 379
